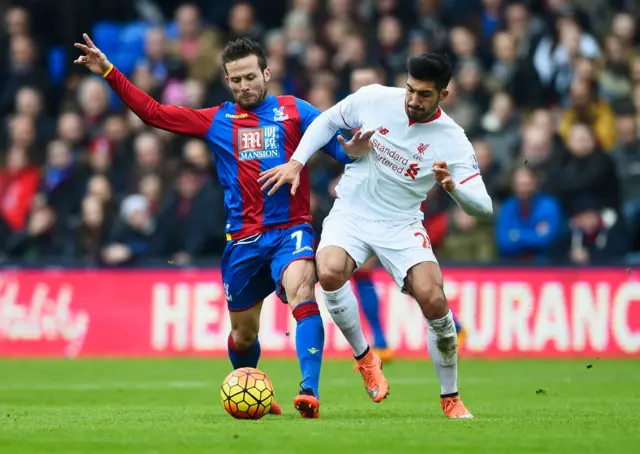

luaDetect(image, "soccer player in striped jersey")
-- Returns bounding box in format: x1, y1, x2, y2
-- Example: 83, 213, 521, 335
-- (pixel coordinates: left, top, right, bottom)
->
74, 34, 372, 419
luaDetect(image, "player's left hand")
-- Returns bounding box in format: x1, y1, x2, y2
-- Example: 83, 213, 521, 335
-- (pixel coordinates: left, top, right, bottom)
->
258, 160, 303, 196
433, 160, 455, 192
338, 129, 376, 158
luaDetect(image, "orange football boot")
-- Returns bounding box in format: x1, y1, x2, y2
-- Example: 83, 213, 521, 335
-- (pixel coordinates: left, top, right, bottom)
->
354, 348, 389, 403
441, 395, 474, 419
269, 400, 282, 415
293, 389, 320, 419
373, 347, 394, 364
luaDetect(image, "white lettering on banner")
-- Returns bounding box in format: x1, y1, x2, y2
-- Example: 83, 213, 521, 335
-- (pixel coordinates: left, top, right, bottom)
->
152, 283, 229, 351
151, 283, 190, 351
448, 281, 498, 352
0, 279, 89, 358
572, 282, 609, 351
612, 282, 640, 353
144, 277, 638, 355
192, 283, 224, 350
533, 283, 569, 351
498, 283, 534, 351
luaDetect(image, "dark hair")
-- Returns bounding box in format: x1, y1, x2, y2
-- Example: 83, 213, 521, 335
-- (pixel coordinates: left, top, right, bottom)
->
178, 160, 201, 175
221, 37, 268, 74
406, 53, 453, 90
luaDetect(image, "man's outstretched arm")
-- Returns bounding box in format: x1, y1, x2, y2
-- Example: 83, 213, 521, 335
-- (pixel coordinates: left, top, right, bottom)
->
75, 33, 217, 138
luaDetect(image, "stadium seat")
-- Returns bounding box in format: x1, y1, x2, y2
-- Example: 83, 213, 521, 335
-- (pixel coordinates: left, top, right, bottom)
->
47, 46, 67, 85
92, 21, 122, 56
119, 21, 149, 57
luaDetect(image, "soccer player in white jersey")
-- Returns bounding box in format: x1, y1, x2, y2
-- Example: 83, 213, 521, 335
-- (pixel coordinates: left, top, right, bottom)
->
259, 53, 492, 418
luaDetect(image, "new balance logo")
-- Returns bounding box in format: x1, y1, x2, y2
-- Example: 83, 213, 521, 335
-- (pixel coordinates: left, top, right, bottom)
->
405, 163, 420, 179
377, 126, 389, 135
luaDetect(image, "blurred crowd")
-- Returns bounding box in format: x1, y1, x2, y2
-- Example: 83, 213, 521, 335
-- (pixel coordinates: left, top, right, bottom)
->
1, 0, 640, 267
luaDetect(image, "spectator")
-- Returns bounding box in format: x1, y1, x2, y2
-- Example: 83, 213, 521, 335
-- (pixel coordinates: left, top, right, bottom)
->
57, 111, 86, 157
102, 194, 153, 266
0, 147, 40, 244
481, 92, 521, 169
5, 201, 64, 260
11, 86, 55, 148
611, 100, 640, 205
496, 168, 563, 262
472, 140, 508, 201
68, 194, 111, 264
167, 3, 221, 84
150, 163, 224, 264
558, 78, 617, 151
547, 122, 620, 213
41, 139, 84, 225
0, 35, 51, 116
485, 31, 543, 109
552, 196, 629, 264
438, 205, 496, 263
138, 173, 163, 215
128, 131, 176, 193
140, 26, 185, 87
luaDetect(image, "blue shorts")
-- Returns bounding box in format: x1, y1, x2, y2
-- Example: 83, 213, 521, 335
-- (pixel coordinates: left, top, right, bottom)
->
221, 224, 316, 312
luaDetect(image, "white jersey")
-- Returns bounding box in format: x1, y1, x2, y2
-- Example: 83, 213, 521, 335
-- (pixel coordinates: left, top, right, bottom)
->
330, 85, 480, 222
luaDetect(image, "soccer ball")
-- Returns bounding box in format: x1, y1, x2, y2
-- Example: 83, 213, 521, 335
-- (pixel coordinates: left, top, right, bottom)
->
220, 367, 275, 419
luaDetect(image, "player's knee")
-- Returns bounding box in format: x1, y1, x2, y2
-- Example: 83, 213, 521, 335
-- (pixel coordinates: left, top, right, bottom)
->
412, 283, 448, 319
282, 260, 317, 306
317, 261, 349, 292
230, 326, 258, 350
230, 312, 259, 350
316, 247, 355, 291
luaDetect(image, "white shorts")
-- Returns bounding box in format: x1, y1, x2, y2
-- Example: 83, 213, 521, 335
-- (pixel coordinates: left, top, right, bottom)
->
317, 209, 438, 290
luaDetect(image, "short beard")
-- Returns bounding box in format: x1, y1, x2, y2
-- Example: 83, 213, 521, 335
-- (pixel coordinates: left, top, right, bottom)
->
407, 94, 441, 122
235, 80, 268, 109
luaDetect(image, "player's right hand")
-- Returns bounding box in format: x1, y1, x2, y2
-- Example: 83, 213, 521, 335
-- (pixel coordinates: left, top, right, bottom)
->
258, 160, 303, 196
73, 33, 112, 76
338, 129, 375, 158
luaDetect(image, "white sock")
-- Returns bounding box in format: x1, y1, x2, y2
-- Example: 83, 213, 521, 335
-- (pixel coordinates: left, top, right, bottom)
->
322, 282, 369, 357
426, 310, 458, 395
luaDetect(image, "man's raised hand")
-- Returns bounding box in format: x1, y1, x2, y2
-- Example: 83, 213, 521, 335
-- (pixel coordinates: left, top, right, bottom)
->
73, 33, 112, 76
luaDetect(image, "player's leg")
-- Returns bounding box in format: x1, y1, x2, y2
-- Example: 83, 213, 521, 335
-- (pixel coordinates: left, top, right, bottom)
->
222, 237, 283, 415
404, 262, 472, 418
316, 213, 389, 403
373, 224, 472, 418
227, 301, 263, 369
271, 224, 323, 418
353, 259, 390, 360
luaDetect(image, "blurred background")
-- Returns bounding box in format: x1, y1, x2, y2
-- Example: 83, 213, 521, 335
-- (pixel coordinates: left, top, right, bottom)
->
1, 0, 640, 268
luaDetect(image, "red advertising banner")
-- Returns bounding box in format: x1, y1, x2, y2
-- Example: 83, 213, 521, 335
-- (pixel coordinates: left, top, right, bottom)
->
0, 268, 639, 358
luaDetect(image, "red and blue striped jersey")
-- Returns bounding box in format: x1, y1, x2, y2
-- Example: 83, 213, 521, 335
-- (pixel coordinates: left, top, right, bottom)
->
105, 68, 353, 240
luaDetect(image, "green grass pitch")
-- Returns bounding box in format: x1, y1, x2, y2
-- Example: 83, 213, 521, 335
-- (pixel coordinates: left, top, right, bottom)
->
1, 358, 638, 453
